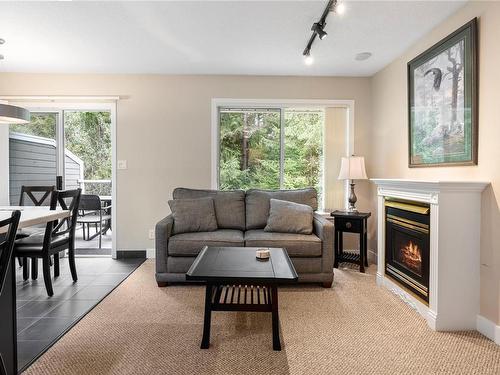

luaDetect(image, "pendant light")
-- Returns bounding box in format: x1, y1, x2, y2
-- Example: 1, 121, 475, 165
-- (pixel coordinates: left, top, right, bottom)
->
0, 100, 30, 124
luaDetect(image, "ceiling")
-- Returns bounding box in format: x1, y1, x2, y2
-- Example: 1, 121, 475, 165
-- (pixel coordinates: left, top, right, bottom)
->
0, 1, 466, 76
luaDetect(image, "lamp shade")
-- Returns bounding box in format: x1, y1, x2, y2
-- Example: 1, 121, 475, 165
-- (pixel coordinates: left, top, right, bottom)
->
338, 156, 368, 180
0, 102, 30, 124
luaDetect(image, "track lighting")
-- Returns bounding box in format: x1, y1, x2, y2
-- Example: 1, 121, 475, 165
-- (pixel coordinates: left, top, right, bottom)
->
312, 23, 327, 40
304, 53, 314, 66
302, 0, 344, 66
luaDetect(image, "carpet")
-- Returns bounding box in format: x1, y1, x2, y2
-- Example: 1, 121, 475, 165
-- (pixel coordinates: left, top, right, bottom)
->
24, 260, 500, 374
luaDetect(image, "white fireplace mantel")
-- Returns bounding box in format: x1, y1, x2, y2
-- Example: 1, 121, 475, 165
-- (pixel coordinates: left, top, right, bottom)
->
371, 179, 489, 331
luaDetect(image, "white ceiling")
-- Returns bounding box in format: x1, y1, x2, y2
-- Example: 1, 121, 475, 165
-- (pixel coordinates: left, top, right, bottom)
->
0, 1, 466, 76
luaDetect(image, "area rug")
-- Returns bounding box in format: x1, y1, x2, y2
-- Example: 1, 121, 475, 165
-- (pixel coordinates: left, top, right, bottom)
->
24, 260, 500, 374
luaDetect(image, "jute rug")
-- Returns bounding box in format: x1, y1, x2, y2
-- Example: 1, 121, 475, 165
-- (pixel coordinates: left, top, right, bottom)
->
24, 260, 500, 374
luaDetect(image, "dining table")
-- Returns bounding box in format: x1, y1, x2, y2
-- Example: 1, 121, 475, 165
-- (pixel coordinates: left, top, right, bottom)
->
0, 206, 69, 375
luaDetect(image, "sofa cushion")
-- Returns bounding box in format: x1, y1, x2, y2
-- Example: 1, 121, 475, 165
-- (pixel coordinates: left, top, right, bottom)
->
173, 188, 245, 231
245, 188, 318, 230
244, 229, 321, 257
168, 197, 218, 234
168, 229, 244, 257
265, 199, 313, 235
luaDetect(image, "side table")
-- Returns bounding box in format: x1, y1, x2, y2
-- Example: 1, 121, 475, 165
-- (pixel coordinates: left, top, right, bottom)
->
331, 210, 371, 273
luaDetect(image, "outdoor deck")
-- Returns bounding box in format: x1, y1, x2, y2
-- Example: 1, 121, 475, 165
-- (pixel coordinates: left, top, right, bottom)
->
74, 225, 112, 256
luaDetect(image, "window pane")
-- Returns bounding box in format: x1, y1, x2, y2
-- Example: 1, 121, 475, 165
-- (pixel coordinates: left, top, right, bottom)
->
64, 111, 112, 195
283, 109, 324, 201
219, 109, 280, 190
9, 113, 57, 205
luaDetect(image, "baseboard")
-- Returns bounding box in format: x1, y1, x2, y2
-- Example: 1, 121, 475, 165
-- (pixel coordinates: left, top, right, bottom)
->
146, 248, 155, 258
476, 315, 500, 345
116, 250, 146, 259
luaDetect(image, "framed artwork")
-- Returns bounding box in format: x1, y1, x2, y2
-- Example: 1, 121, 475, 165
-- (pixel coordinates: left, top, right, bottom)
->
408, 18, 478, 167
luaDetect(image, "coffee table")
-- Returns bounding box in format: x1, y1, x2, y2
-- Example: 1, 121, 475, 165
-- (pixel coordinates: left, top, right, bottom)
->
186, 246, 298, 351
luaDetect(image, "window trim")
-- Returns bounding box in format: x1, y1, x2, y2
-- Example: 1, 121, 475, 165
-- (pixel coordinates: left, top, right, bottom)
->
211, 98, 355, 210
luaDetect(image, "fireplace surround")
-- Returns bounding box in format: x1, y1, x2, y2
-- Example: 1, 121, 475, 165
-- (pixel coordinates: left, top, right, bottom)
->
371, 179, 488, 331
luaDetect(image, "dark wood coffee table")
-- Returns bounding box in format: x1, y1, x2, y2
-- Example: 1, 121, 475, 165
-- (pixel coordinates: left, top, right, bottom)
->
186, 246, 298, 351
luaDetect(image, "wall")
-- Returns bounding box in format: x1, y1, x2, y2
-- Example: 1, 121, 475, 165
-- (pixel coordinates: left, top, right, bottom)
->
369, 1, 500, 325
0, 73, 371, 249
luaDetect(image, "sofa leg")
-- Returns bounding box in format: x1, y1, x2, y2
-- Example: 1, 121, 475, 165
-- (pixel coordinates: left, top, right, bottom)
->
157, 281, 169, 287
322, 281, 332, 288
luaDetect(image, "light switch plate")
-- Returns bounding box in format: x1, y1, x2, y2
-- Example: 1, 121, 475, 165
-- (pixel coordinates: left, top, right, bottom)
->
117, 160, 127, 170
149, 229, 155, 240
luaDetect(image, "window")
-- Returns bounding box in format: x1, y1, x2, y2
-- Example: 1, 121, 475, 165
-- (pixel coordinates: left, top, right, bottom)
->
218, 106, 324, 200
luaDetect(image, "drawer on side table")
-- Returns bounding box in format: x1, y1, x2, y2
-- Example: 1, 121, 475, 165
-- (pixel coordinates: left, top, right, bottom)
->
335, 218, 362, 233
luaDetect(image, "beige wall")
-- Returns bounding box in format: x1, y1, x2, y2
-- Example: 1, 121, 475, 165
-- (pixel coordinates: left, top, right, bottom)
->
369, 1, 500, 324
0, 73, 371, 249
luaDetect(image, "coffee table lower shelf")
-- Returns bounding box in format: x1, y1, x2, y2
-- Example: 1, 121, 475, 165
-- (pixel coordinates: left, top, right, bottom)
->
201, 283, 281, 351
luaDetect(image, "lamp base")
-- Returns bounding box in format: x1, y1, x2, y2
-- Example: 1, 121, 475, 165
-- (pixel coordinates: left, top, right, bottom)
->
348, 182, 358, 212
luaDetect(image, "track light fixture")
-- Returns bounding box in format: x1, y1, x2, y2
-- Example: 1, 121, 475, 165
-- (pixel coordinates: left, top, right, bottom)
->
303, 0, 344, 65
312, 23, 328, 40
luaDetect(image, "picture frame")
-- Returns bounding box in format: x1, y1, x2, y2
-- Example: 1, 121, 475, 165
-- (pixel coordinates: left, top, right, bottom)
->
408, 18, 478, 167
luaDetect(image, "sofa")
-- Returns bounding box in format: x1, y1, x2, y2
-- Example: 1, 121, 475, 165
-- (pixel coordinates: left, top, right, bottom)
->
155, 187, 334, 287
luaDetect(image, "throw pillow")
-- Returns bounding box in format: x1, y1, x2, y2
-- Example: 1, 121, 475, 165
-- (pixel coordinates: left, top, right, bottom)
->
264, 198, 313, 235
168, 197, 218, 234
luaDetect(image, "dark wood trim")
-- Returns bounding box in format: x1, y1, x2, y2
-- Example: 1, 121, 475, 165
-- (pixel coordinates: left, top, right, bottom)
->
116, 250, 146, 259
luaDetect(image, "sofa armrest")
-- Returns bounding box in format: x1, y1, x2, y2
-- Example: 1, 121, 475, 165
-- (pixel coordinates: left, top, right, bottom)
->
313, 213, 334, 273
155, 214, 174, 274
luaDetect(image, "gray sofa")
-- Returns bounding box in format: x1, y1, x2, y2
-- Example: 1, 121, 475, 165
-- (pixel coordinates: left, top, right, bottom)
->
155, 187, 334, 287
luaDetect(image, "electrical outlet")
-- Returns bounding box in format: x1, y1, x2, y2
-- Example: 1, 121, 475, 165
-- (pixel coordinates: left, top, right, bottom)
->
117, 160, 127, 170
148, 229, 155, 240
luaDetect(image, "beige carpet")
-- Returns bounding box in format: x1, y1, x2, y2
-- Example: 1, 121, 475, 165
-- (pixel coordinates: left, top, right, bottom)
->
24, 260, 499, 375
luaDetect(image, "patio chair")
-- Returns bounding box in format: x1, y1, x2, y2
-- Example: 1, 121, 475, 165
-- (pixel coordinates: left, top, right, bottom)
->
77, 194, 112, 249
14, 189, 81, 297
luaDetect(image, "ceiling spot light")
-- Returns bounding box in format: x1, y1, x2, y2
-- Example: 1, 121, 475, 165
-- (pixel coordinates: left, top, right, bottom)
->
0, 55, 4, 61
303, 48, 314, 65
355, 52, 372, 61
0, 38, 5, 45
336, 2, 346, 15
312, 23, 328, 40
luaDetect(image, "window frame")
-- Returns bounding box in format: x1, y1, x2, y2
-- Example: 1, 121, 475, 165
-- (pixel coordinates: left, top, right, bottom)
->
211, 98, 355, 209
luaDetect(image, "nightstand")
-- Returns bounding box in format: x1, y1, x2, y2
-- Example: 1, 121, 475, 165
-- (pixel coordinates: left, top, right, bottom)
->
331, 210, 371, 273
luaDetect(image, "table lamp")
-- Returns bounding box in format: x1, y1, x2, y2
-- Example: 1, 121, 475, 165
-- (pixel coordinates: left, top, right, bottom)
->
337, 155, 368, 212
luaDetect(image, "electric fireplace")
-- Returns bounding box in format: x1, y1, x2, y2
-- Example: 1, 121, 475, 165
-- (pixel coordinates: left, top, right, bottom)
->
385, 199, 430, 303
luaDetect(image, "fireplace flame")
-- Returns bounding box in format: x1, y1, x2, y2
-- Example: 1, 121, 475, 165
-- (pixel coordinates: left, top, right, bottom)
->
401, 241, 422, 272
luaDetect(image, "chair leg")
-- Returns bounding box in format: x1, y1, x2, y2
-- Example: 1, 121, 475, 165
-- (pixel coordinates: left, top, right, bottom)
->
17, 257, 23, 267
42, 256, 54, 297
31, 258, 38, 280
82, 224, 86, 240
68, 243, 78, 282
54, 253, 60, 277
99, 221, 102, 249
22, 258, 29, 281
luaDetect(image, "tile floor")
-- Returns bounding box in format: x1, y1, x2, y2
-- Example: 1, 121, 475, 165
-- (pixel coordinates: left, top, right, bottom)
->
15, 257, 144, 372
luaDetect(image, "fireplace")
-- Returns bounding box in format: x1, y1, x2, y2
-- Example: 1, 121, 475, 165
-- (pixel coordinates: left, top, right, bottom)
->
385, 199, 430, 303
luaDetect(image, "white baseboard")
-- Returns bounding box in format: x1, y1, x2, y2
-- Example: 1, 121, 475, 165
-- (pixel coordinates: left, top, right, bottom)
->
477, 315, 500, 345
146, 248, 155, 258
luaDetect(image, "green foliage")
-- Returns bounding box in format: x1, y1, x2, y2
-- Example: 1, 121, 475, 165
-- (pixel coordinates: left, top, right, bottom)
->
219, 109, 323, 196
10, 113, 57, 139
64, 111, 111, 180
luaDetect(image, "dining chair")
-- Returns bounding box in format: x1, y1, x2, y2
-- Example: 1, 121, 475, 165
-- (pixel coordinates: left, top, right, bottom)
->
0, 210, 21, 375
16, 185, 55, 272
77, 194, 112, 249
14, 189, 82, 296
